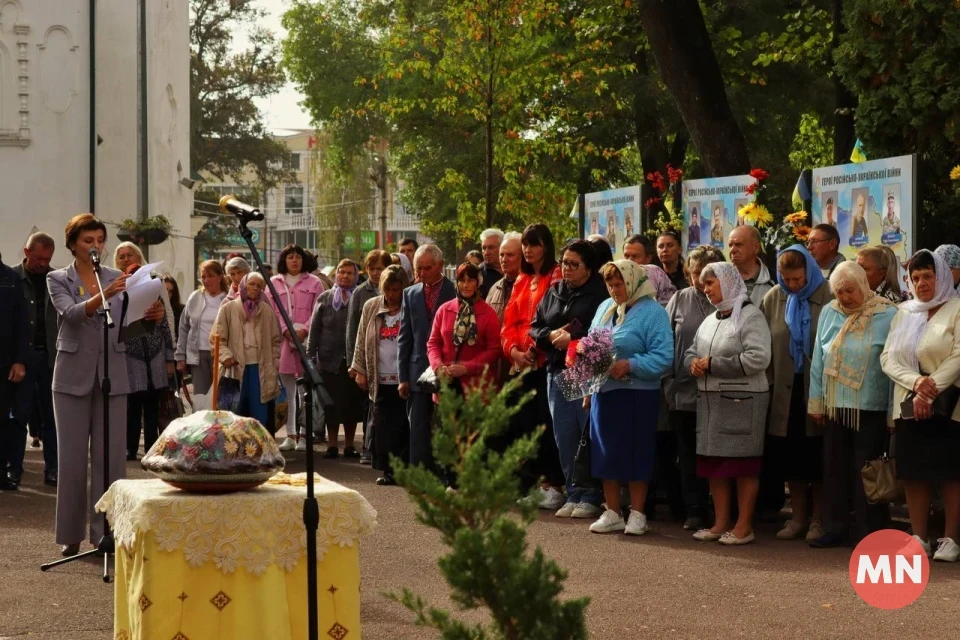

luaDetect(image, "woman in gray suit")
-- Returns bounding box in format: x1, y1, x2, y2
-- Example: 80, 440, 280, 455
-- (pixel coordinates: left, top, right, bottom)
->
47, 214, 164, 556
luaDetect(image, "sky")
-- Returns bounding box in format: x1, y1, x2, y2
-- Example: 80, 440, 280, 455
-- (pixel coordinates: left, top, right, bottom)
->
237, 0, 313, 133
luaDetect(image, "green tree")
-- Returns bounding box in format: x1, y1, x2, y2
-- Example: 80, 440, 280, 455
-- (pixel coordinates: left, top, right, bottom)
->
389, 376, 589, 639
191, 0, 294, 190
835, 0, 960, 244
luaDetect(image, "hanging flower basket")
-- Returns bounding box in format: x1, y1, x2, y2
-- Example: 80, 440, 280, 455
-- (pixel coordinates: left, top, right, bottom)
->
117, 216, 173, 246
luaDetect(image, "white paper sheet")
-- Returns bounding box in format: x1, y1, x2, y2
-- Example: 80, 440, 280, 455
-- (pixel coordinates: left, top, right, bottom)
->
122, 278, 164, 325
125, 261, 165, 289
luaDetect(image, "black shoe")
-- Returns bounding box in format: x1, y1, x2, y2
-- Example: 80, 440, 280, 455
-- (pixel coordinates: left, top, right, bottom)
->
809, 532, 850, 549
31, 437, 41, 448
323, 447, 339, 459
683, 516, 704, 531
343, 447, 361, 459
5, 471, 21, 490
376, 475, 396, 486
0, 478, 14, 491
44, 472, 58, 487
61, 544, 80, 557
126, 452, 137, 461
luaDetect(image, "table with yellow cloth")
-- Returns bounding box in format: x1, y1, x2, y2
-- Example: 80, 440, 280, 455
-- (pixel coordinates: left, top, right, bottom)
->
96, 473, 378, 640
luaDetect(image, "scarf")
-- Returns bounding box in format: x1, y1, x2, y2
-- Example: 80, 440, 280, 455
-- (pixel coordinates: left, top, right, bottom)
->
238, 273, 261, 322
452, 288, 479, 347
642, 264, 677, 306
393, 253, 413, 281
887, 249, 957, 374
600, 259, 657, 326
331, 282, 356, 312
778, 245, 826, 373
705, 262, 749, 328
822, 261, 894, 430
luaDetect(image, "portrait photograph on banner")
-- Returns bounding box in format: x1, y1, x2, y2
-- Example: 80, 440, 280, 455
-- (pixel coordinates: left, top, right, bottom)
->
812, 154, 915, 270
583, 185, 641, 259
681, 174, 755, 258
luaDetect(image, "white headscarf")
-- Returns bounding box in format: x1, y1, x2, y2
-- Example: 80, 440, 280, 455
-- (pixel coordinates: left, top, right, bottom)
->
703, 261, 749, 328
393, 253, 414, 281
888, 249, 958, 373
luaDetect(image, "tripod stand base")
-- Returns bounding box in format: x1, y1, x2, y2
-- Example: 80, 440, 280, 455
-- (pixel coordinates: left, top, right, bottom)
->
40, 535, 115, 583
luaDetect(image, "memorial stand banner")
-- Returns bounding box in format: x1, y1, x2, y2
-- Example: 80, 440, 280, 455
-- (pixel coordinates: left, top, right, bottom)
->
583, 185, 641, 259
811, 154, 916, 266
681, 174, 755, 259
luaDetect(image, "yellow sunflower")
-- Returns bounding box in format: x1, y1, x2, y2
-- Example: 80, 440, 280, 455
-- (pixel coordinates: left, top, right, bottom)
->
793, 225, 812, 241
738, 202, 757, 221
752, 205, 774, 228
951, 165, 960, 181
784, 211, 808, 225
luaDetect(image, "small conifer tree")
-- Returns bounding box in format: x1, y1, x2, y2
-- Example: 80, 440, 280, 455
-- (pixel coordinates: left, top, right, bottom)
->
388, 375, 590, 639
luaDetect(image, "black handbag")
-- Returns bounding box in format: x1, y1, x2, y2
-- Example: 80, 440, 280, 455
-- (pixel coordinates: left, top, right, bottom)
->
900, 386, 960, 420
417, 344, 464, 394
571, 415, 593, 489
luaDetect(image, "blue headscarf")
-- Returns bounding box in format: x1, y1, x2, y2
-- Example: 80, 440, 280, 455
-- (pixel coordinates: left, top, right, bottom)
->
777, 245, 826, 373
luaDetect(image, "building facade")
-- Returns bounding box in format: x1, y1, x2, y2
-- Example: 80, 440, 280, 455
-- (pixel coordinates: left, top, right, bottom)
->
0, 0, 193, 289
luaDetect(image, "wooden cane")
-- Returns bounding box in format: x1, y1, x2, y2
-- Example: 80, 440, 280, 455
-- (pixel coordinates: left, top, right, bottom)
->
211, 334, 220, 410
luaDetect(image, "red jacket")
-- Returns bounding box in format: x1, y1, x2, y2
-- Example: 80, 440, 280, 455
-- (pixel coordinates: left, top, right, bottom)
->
500, 265, 562, 368
427, 298, 502, 393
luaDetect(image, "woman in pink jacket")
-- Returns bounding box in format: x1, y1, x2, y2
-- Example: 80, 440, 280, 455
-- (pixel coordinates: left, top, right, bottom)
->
267, 244, 325, 451
427, 262, 502, 399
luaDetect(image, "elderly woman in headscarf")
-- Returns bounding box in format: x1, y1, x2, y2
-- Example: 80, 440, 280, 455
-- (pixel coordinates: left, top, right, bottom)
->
306, 259, 365, 459
211, 272, 282, 427
881, 249, 960, 562
685, 261, 772, 546
760, 245, 833, 543
934, 244, 960, 293
392, 252, 414, 284
642, 264, 678, 307
808, 262, 896, 548
585, 260, 673, 536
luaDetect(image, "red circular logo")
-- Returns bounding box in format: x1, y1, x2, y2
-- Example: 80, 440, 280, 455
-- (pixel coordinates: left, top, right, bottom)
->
849, 529, 929, 609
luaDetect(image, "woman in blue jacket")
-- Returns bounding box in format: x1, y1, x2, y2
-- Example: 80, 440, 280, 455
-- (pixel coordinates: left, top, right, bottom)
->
586, 260, 673, 536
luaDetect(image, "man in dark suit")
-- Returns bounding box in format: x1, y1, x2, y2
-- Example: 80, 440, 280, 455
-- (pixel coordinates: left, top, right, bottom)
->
10, 233, 59, 488
0, 252, 30, 491
397, 244, 456, 468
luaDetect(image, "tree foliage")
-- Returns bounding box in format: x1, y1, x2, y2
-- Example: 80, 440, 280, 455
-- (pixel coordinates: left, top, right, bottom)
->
835, 0, 960, 244
190, 0, 294, 191
388, 375, 589, 640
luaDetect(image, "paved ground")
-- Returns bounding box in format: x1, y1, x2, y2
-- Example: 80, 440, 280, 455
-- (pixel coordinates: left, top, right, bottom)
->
2, 440, 960, 639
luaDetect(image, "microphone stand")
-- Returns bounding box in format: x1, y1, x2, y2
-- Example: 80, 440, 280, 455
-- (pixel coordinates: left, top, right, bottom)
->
235, 216, 323, 640
41, 256, 116, 583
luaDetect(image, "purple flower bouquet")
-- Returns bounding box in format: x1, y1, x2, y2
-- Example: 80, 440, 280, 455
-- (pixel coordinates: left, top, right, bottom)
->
556, 327, 616, 401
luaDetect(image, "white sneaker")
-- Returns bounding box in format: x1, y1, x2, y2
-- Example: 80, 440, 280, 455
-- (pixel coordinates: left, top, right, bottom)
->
934, 537, 960, 562
295, 438, 307, 452
589, 509, 626, 534
571, 502, 603, 519
912, 534, 932, 557
805, 520, 825, 543
538, 487, 566, 510
625, 510, 649, 536
555, 502, 577, 518
278, 438, 296, 451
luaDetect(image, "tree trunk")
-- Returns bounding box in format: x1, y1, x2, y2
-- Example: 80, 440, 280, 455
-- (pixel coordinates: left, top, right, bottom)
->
832, 0, 857, 164
637, 0, 750, 176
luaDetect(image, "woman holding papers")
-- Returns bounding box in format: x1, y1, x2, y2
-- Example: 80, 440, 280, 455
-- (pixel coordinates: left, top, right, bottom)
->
113, 249, 175, 461
47, 214, 164, 557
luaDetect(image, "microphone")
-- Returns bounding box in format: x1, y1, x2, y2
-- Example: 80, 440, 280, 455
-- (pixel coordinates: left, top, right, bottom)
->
89, 248, 101, 266
219, 195, 264, 222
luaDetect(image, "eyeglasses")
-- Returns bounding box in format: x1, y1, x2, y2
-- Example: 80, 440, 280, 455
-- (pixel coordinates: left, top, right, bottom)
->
560, 260, 582, 270
806, 238, 829, 247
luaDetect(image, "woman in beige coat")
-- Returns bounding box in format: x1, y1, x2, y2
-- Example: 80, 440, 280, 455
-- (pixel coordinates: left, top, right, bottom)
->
212, 272, 282, 429
350, 265, 410, 485
761, 245, 833, 542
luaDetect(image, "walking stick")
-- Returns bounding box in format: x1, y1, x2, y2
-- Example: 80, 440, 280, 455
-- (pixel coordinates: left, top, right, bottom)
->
212, 334, 220, 410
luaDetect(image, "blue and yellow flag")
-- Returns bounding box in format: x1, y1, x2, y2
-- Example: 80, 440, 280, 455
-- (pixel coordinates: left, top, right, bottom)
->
791, 171, 811, 210
850, 139, 868, 163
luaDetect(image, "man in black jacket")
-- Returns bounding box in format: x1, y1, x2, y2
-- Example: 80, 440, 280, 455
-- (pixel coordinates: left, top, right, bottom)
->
0, 252, 30, 491
11, 233, 60, 487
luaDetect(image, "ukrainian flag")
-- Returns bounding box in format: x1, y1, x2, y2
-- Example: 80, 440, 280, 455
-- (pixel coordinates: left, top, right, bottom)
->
791, 171, 811, 210
850, 139, 868, 163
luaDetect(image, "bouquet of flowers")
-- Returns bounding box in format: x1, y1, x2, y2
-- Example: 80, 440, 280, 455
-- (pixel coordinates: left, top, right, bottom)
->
762, 210, 812, 251
556, 327, 616, 401
737, 168, 774, 228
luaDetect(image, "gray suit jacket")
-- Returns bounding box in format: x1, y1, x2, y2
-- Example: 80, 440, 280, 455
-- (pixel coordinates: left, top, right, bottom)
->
47, 263, 130, 397
397, 278, 456, 385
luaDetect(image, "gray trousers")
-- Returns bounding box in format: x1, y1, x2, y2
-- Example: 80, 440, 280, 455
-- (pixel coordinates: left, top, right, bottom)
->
54, 385, 127, 545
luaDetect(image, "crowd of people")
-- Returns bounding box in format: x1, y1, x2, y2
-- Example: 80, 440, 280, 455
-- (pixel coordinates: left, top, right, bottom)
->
3, 213, 960, 564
